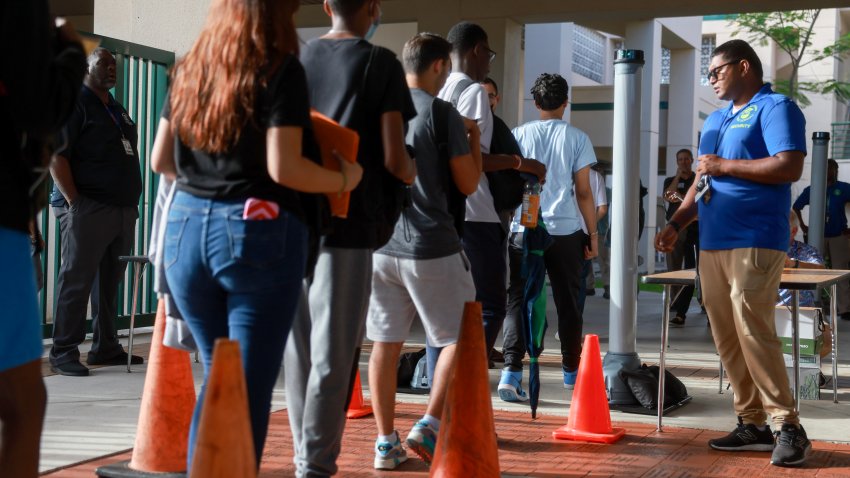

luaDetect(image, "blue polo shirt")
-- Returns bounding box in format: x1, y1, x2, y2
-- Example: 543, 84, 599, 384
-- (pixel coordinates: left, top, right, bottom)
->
793, 182, 850, 237
697, 83, 806, 252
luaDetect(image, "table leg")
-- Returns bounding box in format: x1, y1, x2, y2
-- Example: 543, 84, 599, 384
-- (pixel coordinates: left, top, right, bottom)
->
718, 359, 724, 394
792, 290, 800, 412
832, 284, 839, 403
658, 284, 671, 432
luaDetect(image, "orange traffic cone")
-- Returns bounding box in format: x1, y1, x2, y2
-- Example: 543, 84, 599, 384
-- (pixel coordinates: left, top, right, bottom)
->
346, 370, 373, 419
95, 299, 196, 477
189, 339, 256, 478
552, 334, 626, 444
430, 302, 500, 477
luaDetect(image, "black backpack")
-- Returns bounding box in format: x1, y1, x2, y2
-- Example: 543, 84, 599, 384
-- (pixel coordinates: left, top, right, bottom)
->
448, 79, 524, 213
618, 364, 689, 409
431, 97, 467, 237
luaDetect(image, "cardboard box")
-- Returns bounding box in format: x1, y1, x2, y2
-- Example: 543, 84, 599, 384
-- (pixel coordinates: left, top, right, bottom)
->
774, 306, 823, 356
785, 364, 821, 400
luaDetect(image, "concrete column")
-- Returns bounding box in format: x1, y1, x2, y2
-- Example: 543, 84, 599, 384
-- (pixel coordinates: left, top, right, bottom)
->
476, 18, 525, 128
523, 23, 574, 125
666, 48, 699, 174
625, 21, 662, 273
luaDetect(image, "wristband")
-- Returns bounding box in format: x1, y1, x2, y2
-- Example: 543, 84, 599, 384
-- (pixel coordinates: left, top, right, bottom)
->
513, 155, 522, 170
667, 220, 681, 232
589, 231, 598, 236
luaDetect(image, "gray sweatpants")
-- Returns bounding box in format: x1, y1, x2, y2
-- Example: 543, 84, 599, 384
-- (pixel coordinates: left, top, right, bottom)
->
284, 246, 373, 477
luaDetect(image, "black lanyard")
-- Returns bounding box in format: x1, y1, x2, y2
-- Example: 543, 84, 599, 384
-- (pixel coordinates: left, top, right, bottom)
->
102, 101, 127, 139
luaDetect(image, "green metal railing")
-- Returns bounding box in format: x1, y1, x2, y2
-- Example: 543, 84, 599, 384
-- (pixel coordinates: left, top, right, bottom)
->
831, 122, 850, 160
38, 35, 174, 337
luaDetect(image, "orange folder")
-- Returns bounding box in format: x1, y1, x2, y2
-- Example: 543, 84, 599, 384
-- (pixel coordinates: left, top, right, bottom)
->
310, 109, 360, 218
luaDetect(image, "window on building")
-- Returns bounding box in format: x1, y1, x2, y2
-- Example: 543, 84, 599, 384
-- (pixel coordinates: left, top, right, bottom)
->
661, 48, 670, 84
573, 26, 605, 83
700, 35, 716, 86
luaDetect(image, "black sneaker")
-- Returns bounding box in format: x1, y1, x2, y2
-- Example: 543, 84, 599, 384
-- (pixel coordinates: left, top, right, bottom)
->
770, 424, 811, 467
708, 418, 774, 452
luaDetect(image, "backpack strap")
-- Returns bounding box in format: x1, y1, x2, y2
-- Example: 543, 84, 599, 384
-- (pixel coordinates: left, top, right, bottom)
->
449, 78, 476, 109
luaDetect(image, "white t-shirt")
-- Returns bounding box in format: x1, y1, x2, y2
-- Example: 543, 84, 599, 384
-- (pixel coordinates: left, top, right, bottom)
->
437, 72, 499, 223
578, 168, 607, 234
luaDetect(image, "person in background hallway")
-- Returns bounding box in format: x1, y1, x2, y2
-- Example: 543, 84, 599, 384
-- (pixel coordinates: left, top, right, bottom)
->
662, 148, 699, 326
49, 47, 144, 376
150, 0, 363, 469
793, 158, 850, 321
0, 2, 86, 475
656, 39, 810, 467
283, 1, 416, 476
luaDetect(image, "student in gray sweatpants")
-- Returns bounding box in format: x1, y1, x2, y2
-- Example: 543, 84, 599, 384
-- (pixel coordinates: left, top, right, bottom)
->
282, 1, 417, 475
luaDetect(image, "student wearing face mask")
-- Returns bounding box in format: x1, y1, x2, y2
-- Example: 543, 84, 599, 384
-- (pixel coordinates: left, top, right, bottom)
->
281, 1, 417, 476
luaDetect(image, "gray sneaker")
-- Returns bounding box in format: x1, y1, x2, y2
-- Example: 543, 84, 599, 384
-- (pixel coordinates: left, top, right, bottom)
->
708, 417, 774, 452
770, 424, 812, 467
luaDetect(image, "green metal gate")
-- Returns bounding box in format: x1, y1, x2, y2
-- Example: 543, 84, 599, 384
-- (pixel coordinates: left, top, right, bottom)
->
39, 35, 174, 337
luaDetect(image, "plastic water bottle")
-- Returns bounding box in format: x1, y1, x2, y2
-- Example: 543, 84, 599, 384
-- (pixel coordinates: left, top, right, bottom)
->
520, 181, 540, 228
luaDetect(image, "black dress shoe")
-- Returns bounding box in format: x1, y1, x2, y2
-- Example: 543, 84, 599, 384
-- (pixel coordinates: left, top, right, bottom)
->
86, 351, 144, 366
51, 360, 90, 376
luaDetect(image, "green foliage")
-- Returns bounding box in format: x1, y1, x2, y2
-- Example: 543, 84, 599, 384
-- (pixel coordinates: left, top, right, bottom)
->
731, 9, 850, 108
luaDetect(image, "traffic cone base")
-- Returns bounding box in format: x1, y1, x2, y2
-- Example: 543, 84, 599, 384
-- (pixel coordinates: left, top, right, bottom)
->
552, 334, 626, 445
552, 424, 626, 444
96, 300, 196, 477
346, 370, 373, 419
430, 302, 500, 477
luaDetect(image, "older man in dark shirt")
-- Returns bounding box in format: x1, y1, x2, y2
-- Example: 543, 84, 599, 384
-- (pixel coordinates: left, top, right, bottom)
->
48, 48, 143, 376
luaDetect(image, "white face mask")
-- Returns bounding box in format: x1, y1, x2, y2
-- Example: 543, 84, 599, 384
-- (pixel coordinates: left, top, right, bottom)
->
364, 4, 381, 41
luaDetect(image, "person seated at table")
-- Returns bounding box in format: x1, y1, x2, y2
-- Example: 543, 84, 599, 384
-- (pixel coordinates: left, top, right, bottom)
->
778, 212, 824, 308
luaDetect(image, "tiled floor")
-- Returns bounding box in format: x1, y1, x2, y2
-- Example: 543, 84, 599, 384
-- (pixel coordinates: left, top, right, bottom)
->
46, 402, 850, 477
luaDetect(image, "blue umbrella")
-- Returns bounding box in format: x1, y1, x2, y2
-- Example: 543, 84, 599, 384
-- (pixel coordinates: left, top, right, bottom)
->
521, 218, 554, 419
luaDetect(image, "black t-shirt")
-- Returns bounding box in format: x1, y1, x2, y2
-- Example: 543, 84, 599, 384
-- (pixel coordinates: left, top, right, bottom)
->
52, 86, 143, 208
300, 38, 416, 249
163, 55, 316, 219
379, 89, 469, 259
663, 173, 696, 220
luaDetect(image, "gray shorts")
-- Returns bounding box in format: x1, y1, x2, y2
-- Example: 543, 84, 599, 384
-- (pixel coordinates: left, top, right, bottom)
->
367, 252, 475, 348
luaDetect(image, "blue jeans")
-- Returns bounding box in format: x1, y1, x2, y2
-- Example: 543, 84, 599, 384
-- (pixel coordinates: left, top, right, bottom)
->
163, 191, 307, 469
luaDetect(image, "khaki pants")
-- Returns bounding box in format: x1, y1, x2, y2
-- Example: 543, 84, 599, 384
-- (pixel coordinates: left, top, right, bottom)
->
700, 248, 798, 427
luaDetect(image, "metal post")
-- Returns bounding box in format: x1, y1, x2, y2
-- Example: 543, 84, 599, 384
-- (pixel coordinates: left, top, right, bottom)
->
831, 283, 839, 403
808, 132, 830, 254
792, 290, 800, 411
657, 285, 671, 431
603, 49, 645, 405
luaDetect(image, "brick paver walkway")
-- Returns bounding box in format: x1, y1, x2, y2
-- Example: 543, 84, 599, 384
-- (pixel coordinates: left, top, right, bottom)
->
46, 402, 850, 477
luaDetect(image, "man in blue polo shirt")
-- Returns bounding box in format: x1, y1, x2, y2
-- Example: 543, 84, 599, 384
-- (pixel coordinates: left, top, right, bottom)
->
793, 159, 850, 320
655, 39, 809, 468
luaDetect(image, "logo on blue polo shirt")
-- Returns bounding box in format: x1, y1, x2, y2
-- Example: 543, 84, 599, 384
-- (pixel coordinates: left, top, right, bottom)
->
730, 105, 758, 129
738, 105, 757, 122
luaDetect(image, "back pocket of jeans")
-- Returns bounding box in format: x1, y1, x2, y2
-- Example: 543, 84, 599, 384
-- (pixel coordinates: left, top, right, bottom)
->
226, 215, 288, 268
164, 216, 189, 269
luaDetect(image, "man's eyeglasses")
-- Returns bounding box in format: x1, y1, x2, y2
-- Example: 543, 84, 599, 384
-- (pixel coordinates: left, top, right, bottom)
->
483, 46, 497, 63
706, 59, 740, 82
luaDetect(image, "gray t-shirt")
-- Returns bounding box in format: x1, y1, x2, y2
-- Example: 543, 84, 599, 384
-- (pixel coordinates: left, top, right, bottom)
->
378, 88, 470, 259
